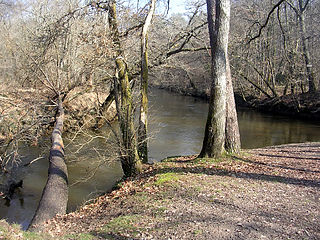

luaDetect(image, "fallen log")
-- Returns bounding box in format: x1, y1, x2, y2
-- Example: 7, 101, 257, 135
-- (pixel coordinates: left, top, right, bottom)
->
28, 97, 68, 231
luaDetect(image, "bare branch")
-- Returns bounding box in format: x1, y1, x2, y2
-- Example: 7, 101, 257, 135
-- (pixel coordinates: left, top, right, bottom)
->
120, 22, 144, 37
247, 0, 286, 44
167, 47, 209, 57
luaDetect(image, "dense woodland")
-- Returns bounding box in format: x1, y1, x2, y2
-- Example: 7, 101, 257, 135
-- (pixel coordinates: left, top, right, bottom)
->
0, 0, 319, 231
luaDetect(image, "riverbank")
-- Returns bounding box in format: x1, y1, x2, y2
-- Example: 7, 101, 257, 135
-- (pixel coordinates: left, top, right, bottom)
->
252, 91, 320, 120
150, 83, 320, 120
2, 142, 318, 239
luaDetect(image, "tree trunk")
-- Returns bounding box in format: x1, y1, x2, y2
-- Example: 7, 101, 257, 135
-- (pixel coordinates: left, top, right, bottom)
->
199, 0, 230, 158
108, 0, 142, 178
225, 58, 241, 154
297, 0, 316, 93
28, 97, 68, 231
138, 0, 155, 163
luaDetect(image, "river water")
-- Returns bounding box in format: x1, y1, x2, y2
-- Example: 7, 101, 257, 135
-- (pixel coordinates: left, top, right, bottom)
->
1, 88, 320, 228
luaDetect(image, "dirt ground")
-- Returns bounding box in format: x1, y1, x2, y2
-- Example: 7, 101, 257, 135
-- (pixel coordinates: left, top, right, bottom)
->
40, 142, 320, 240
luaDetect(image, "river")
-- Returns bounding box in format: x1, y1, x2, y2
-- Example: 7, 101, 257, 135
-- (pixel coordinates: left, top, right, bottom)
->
1, 88, 320, 229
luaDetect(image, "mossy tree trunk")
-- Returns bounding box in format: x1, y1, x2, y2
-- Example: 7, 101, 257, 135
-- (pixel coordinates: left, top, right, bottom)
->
28, 96, 68, 231
138, 0, 156, 163
199, 0, 230, 158
108, 0, 141, 178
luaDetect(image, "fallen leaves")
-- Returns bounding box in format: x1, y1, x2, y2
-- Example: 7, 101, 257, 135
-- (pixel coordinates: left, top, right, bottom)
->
39, 142, 320, 239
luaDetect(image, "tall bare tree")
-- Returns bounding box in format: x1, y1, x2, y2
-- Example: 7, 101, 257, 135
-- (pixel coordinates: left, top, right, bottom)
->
288, 0, 316, 92
108, 0, 142, 177
199, 0, 231, 158
225, 57, 241, 153
138, 0, 156, 163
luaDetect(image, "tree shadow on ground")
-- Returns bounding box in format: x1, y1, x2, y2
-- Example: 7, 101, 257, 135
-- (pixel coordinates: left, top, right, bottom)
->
233, 156, 320, 174
266, 143, 320, 149
253, 153, 320, 161
147, 195, 302, 239
142, 160, 320, 189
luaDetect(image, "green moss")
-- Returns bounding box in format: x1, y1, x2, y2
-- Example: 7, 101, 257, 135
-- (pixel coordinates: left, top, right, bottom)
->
102, 215, 143, 236
193, 229, 203, 235
154, 172, 181, 186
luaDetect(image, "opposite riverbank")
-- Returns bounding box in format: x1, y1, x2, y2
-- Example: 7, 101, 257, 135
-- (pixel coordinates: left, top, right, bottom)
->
150, 82, 320, 121
1, 142, 319, 239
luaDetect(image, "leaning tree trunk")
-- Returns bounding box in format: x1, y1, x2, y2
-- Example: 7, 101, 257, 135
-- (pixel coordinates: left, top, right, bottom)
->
28, 97, 68, 231
138, 0, 155, 163
199, 0, 230, 158
225, 57, 241, 154
108, 0, 142, 178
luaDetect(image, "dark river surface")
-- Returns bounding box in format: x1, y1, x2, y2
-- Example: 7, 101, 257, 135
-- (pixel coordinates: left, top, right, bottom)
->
1, 88, 320, 229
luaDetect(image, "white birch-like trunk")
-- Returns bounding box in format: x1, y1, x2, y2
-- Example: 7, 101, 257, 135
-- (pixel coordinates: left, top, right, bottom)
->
138, 0, 156, 163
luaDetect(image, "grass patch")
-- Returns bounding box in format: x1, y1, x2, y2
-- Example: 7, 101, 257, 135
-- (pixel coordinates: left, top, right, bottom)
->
23, 231, 50, 240
151, 206, 167, 216
192, 157, 225, 165
133, 191, 149, 203
191, 185, 202, 192
0, 221, 52, 240
154, 172, 182, 186
63, 233, 95, 240
193, 229, 203, 235
162, 156, 184, 162
102, 215, 143, 236
239, 151, 252, 158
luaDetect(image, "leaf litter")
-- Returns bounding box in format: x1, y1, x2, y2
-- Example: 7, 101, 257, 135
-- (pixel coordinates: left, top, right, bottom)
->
40, 142, 320, 239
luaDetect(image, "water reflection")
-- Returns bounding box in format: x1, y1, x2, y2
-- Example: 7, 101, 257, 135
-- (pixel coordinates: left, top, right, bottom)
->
148, 88, 320, 159
1, 88, 320, 228
238, 110, 320, 148
0, 134, 123, 229
149, 90, 208, 161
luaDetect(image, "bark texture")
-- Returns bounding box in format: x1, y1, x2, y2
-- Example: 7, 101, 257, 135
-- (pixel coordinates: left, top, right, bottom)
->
138, 0, 155, 163
108, 0, 142, 177
28, 97, 68, 231
199, 0, 230, 158
225, 58, 241, 153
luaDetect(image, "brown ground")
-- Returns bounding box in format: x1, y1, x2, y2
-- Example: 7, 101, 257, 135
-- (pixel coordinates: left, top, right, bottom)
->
40, 142, 320, 240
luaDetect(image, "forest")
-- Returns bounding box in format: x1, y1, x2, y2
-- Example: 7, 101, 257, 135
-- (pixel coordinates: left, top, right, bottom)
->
0, 0, 319, 239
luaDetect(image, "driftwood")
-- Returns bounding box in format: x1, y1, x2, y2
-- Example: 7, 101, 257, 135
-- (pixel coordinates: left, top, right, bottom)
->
28, 97, 68, 231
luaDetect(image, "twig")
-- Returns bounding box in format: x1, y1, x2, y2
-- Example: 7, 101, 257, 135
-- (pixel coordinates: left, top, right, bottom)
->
24, 156, 44, 167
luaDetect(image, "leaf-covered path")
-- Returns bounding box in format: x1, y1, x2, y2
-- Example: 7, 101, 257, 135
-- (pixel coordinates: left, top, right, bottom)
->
39, 143, 320, 239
